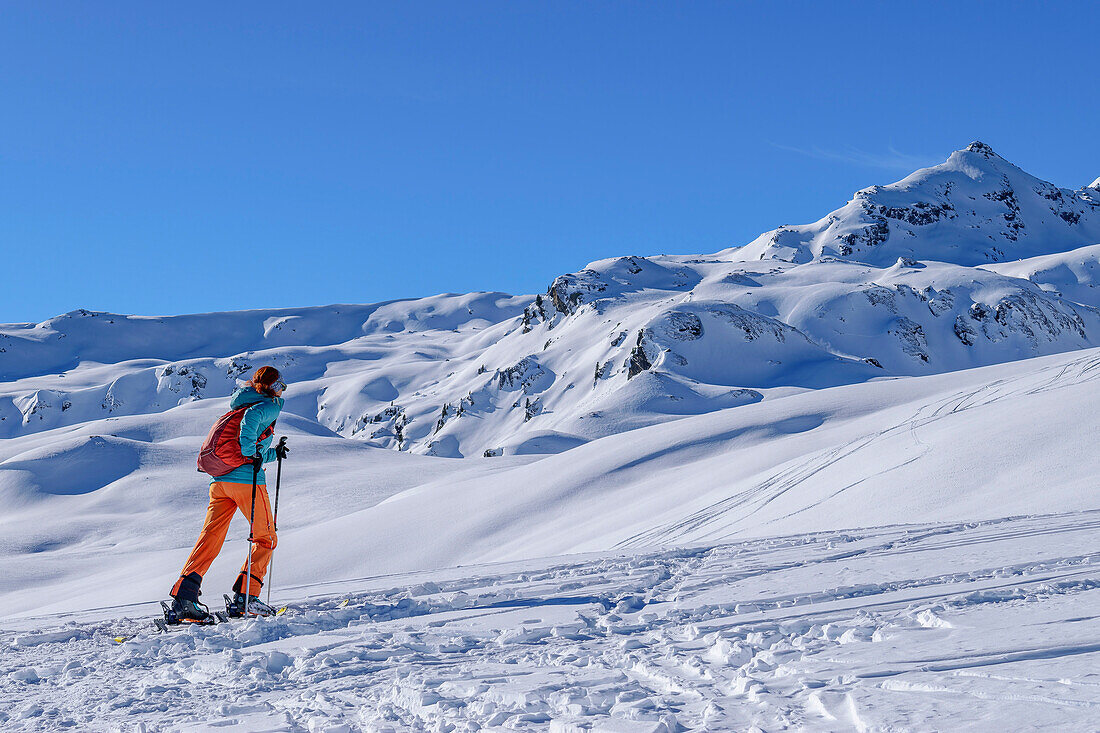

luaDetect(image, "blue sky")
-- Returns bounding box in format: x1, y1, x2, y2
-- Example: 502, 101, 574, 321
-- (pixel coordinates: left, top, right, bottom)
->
2, 2, 1097, 322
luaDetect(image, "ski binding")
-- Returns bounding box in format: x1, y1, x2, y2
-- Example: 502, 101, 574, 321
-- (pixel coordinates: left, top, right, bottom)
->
153, 600, 217, 631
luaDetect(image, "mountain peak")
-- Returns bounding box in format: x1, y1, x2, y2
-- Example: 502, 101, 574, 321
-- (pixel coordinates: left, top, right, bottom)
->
1088, 176, 1100, 191
963, 140, 999, 158
735, 142, 1100, 267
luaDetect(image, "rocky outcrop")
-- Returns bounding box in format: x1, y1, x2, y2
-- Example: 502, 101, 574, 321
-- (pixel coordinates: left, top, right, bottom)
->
626, 331, 654, 379
548, 271, 606, 315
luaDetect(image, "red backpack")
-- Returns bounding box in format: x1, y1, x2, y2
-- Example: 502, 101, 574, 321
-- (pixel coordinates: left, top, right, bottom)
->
197, 404, 276, 476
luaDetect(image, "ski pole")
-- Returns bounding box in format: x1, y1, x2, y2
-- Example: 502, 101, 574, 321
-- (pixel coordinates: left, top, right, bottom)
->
267, 437, 286, 606
244, 455, 259, 606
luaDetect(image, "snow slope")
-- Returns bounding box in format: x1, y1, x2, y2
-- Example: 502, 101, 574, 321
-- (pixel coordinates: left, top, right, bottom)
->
5, 341, 1099, 620
3, 511, 1097, 731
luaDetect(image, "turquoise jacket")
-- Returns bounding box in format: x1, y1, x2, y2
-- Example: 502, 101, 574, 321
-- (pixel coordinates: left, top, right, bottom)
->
214, 387, 284, 486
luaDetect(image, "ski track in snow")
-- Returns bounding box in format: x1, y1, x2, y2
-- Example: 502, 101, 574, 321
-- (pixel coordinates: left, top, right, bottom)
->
620, 350, 1100, 549
3, 512, 1098, 732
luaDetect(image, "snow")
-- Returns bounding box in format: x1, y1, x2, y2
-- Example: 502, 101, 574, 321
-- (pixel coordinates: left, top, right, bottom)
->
3, 143, 1100, 729
2, 512, 1097, 730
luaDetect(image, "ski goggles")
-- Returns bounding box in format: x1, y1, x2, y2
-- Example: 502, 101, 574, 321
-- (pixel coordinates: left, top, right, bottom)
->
271, 379, 288, 393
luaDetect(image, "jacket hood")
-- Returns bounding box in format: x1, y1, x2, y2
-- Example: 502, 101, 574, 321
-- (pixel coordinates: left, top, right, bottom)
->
230, 386, 283, 410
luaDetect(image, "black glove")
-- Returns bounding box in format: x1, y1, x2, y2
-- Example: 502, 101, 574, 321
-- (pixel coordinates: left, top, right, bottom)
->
252, 452, 263, 470
275, 437, 289, 460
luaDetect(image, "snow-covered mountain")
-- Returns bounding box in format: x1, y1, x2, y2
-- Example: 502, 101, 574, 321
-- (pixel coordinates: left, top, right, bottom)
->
3, 142, 1100, 460
737, 140, 1100, 265
4, 143, 1100, 731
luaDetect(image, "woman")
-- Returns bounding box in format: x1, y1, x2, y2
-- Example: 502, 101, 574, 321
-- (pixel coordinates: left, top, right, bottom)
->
169, 366, 289, 623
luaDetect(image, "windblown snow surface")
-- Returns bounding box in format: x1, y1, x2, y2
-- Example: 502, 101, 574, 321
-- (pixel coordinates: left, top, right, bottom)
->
2, 143, 1100, 731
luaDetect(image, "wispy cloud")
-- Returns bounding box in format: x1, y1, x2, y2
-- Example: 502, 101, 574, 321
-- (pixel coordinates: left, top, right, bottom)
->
770, 142, 941, 172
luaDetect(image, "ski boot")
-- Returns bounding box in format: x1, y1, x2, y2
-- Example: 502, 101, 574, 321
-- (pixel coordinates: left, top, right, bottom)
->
161, 598, 216, 626
224, 592, 276, 618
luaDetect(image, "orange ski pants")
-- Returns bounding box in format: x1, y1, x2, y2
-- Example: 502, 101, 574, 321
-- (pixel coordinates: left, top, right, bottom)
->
173, 481, 277, 598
